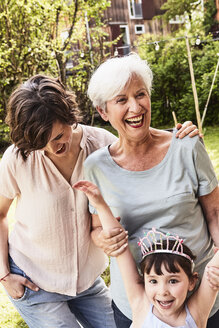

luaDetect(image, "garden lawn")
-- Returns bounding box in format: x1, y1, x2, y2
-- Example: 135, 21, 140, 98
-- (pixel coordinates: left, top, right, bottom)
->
0, 125, 218, 327
203, 126, 219, 179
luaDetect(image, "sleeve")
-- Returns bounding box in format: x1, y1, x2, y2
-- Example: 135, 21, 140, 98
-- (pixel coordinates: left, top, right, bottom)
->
95, 127, 117, 147
85, 126, 117, 155
84, 156, 99, 216
194, 139, 218, 197
0, 146, 20, 199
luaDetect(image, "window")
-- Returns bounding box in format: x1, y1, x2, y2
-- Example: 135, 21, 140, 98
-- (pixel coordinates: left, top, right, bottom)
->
119, 25, 131, 55
135, 24, 145, 34
128, 0, 143, 19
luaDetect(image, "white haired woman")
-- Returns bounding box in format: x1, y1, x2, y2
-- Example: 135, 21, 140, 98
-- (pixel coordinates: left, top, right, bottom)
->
84, 54, 219, 328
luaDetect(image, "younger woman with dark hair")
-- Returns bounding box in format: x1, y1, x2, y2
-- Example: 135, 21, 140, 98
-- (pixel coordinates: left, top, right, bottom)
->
0, 74, 118, 328
74, 180, 219, 328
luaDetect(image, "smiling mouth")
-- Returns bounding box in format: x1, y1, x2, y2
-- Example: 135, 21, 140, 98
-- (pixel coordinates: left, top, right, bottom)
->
125, 114, 144, 127
157, 300, 174, 309
56, 144, 66, 154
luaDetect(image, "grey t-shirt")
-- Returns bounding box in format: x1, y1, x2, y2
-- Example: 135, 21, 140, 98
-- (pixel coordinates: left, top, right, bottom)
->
84, 130, 218, 319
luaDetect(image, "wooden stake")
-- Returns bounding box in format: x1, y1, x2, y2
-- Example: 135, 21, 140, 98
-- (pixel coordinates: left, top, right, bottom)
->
185, 36, 202, 134
172, 111, 178, 126
201, 54, 219, 126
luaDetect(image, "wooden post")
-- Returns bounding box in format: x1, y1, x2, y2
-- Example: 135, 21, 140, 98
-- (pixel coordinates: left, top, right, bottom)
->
172, 111, 178, 126
201, 54, 219, 126
185, 36, 202, 134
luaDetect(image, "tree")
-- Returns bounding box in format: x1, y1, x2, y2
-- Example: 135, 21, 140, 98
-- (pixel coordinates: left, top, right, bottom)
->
136, 32, 219, 127
0, 0, 112, 145
142, 0, 219, 128
160, 0, 201, 23
203, 0, 217, 34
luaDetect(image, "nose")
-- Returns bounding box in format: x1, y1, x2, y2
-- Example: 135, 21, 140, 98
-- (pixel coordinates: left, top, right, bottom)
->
158, 283, 169, 296
128, 98, 141, 114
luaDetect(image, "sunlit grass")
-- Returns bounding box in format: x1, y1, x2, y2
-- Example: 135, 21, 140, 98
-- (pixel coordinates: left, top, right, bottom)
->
203, 126, 219, 180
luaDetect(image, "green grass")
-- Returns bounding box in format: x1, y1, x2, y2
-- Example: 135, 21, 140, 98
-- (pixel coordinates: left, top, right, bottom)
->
0, 125, 218, 327
203, 126, 219, 179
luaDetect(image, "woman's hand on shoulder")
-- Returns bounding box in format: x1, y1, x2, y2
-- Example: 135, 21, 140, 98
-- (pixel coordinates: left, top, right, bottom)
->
175, 121, 202, 139
95, 226, 128, 257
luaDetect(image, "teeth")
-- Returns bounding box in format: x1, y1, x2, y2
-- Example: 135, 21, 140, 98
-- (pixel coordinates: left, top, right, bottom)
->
158, 300, 173, 307
126, 114, 143, 123
57, 145, 64, 152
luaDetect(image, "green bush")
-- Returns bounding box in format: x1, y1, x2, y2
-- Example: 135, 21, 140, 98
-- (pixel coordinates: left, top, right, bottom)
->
137, 34, 219, 127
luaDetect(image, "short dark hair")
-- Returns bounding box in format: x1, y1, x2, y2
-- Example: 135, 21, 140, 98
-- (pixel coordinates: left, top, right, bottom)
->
140, 239, 196, 279
6, 74, 82, 160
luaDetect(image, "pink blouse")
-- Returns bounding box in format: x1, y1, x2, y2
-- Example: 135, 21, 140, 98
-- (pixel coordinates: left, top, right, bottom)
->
0, 125, 117, 295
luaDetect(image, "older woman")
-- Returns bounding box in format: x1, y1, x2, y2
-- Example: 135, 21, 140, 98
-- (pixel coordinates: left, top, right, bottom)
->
85, 54, 219, 328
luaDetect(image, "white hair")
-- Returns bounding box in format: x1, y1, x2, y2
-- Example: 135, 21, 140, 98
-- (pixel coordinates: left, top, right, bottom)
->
87, 53, 153, 110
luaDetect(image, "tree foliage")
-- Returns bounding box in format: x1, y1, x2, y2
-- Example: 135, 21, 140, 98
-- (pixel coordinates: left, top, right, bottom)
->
0, 0, 112, 146
160, 0, 200, 23
160, 0, 217, 34
203, 0, 217, 34
137, 32, 219, 127
137, 0, 219, 128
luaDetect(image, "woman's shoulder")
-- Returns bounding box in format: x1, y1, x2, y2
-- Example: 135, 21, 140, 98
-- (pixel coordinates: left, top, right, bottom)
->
81, 124, 117, 140
174, 133, 205, 158
80, 124, 117, 156
159, 127, 202, 151
81, 124, 117, 149
0, 145, 20, 175
84, 145, 108, 168
1, 144, 17, 163
152, 127, 200, 146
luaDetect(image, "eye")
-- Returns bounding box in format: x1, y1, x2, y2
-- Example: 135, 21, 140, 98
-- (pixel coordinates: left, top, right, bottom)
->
149, 279, 157, 284
169, 279, 178, 284
136, 92, 146, 98
116, 97, 127, 103
53, 133, 63, 141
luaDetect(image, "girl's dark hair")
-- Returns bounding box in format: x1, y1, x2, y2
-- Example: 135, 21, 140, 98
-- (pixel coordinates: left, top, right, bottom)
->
6, 74, 82, 160
140, 239, 196, 279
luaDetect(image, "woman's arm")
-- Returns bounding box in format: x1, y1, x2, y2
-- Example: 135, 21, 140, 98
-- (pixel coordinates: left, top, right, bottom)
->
0, 195, 39, 297
73, 181, 146, 309
199, 186, 219, 247
188, 251, 219, 326
0, 195, 12, 277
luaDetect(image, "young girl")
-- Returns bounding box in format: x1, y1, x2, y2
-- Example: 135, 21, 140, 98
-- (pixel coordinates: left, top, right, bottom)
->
73, 180, 219, 328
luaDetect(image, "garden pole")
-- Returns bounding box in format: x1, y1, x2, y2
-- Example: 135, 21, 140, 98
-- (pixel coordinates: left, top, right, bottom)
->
201, 54, 219, 126
185, 36, 202, 134
172, 111, 178, 126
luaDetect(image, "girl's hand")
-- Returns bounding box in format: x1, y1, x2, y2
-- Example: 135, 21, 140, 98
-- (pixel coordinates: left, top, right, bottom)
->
1, 273, 39, 299
73, 180, 104, 208
206, 266, 219, 291
175, 121, 202, 139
